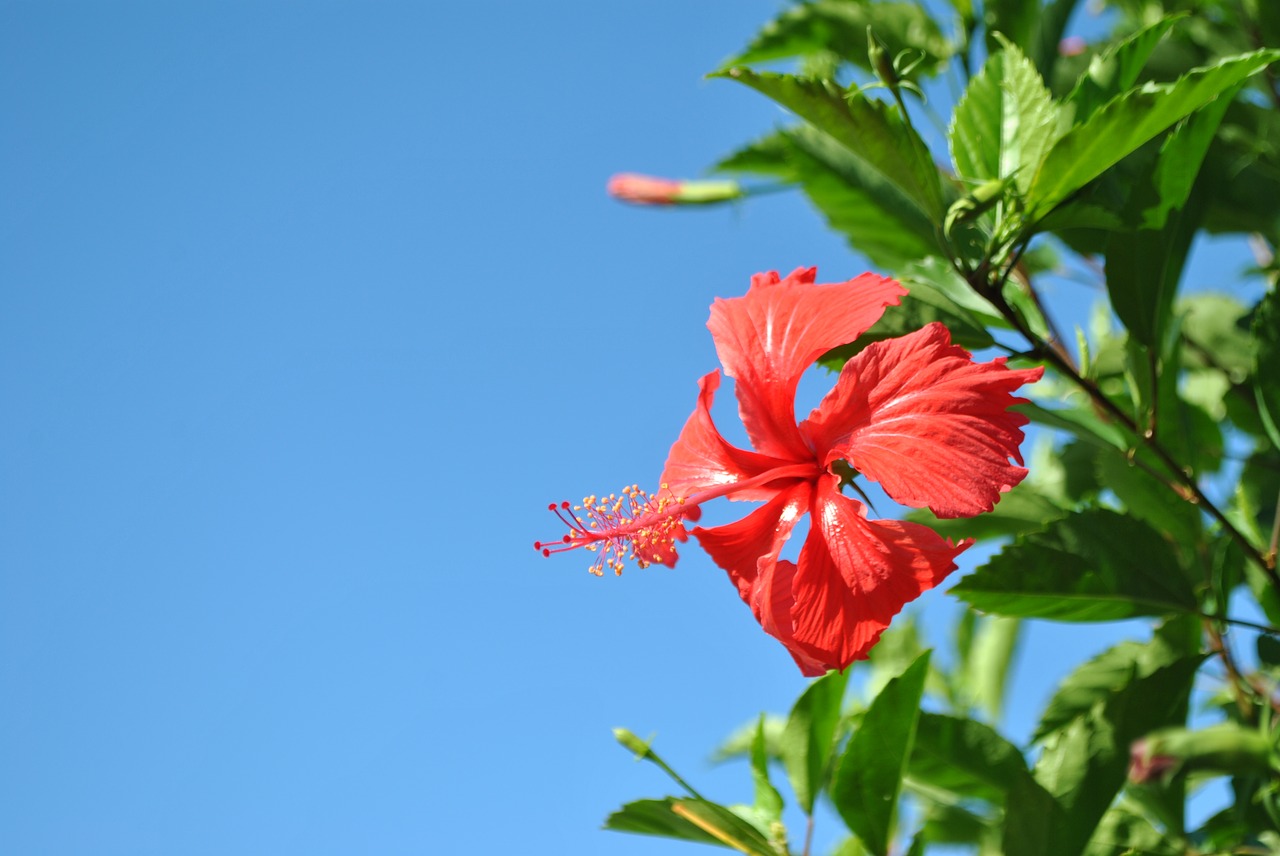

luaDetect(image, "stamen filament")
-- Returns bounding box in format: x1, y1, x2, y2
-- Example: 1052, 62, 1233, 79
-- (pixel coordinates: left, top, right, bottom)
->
534, 463, 820, 576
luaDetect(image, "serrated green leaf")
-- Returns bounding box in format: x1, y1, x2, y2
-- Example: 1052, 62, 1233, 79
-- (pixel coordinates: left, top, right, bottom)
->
1032, 617, 1200, 743
1095, 449, 1202, 554
750, 715, 784, 824
783, 127, 943, 268
714, 131, 797, 179
951, 509, 1198, 621
722, 1, 951, 77
1031, 648, 1200, 856
1067, 16, 1183, 122
717, 68, 947, 220
605, 797, 775, 854
831, 652, 930, 856
1028, 49, 1280, 219
781, 668, 850, 816
949, 37, 1064, 195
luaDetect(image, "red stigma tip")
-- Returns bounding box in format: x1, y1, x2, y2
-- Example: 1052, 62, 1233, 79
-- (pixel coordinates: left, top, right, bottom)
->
535, 484, 697, 576
547, 502, 557, 511
541, 548, 551, 557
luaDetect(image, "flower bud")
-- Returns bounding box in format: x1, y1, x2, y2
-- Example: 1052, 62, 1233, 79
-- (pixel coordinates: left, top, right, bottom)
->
1129, 723, 1275, 784
607, 173, 742, 206
613, 727, 653, 758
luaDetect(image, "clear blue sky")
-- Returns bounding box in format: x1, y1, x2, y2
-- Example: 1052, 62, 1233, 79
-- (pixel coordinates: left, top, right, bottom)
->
0, 2, 1259, 854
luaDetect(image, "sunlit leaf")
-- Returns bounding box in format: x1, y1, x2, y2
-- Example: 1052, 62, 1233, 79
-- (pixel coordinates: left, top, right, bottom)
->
781, 668, 850, 816
1066, 15, 1183, 121
1032, 617, 1201, 742
831, 652, 930, 855
716, 68, 948, 220
952, 509, 1197, 621
949, 37, 1063, 196
1027, 49, 1280, 219
722, 1, 951, 77
604, 797, 775, 854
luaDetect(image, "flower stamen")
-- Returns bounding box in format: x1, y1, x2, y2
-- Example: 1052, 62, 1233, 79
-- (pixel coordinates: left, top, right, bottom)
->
534, 484, 700, 576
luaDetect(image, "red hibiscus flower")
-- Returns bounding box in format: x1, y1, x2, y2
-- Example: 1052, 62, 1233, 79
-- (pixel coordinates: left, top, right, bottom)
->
537, 267, 1042, 674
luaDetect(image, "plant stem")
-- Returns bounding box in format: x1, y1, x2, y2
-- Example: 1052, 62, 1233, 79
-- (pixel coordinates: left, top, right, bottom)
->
967, 266, 1280, 586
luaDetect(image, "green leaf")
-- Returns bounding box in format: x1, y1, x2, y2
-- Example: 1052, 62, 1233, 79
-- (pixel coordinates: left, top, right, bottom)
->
817, 260, 996, 368
717, 68, 947, 220
1031, 645, 1200, 856
909, 713, 1034, 803
949, 36, 1064, 196
1258, 635, 1280, 668
750, 715, 784, 824
1084, 802, 1185, 856
916, 802, 995, 849
784, 127, 942, 268
1030, 0, 1083, 79
1016, 400, 1128, 451
1179, 293, 1255, 380
982, 0, 1037, 57
604, 798, 773, 849
711, 714, 786, 764
1032, 617, 1201, 743
1104, 216, 1192, 348
1066, 16, 1183, 122
831, 652, 930, 855
605, 798, 727, 846
781, 668, 850, 816
605, 798, 776, 854
714, 131, 797, 179
1027, 49, 1280, 219
1138, 85, 1236, 230
722, 1, 951, 78
1094, 449, 1202, 554
905, 478, 1067, 542
960, 616, 1021, 722
951, 509, 1198, 621
1253, 286, 1280, 446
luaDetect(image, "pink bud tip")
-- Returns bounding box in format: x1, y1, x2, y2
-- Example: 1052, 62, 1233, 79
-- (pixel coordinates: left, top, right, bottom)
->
607, 173, 683, 205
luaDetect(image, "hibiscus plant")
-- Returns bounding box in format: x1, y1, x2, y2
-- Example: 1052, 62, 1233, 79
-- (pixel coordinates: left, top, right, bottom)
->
540, 0, 1280, 854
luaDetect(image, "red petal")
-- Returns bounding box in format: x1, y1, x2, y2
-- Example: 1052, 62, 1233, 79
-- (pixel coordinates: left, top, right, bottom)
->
691, 483, 827, 675
660, 370, 799, 504
802, 323, 1044, 518
787, 476, 967, 671
707, 268, 907, 460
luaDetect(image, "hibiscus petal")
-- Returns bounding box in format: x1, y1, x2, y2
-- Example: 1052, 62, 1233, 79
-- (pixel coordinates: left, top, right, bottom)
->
691, 483, 827, 675
707, 267, 907, 460
802, 322, 1044, 518
660, 370, 799, 503
787, 476, 968, 671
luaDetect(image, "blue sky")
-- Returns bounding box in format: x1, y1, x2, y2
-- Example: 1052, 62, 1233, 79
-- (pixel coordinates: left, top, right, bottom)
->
0, 2, 1262, 854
